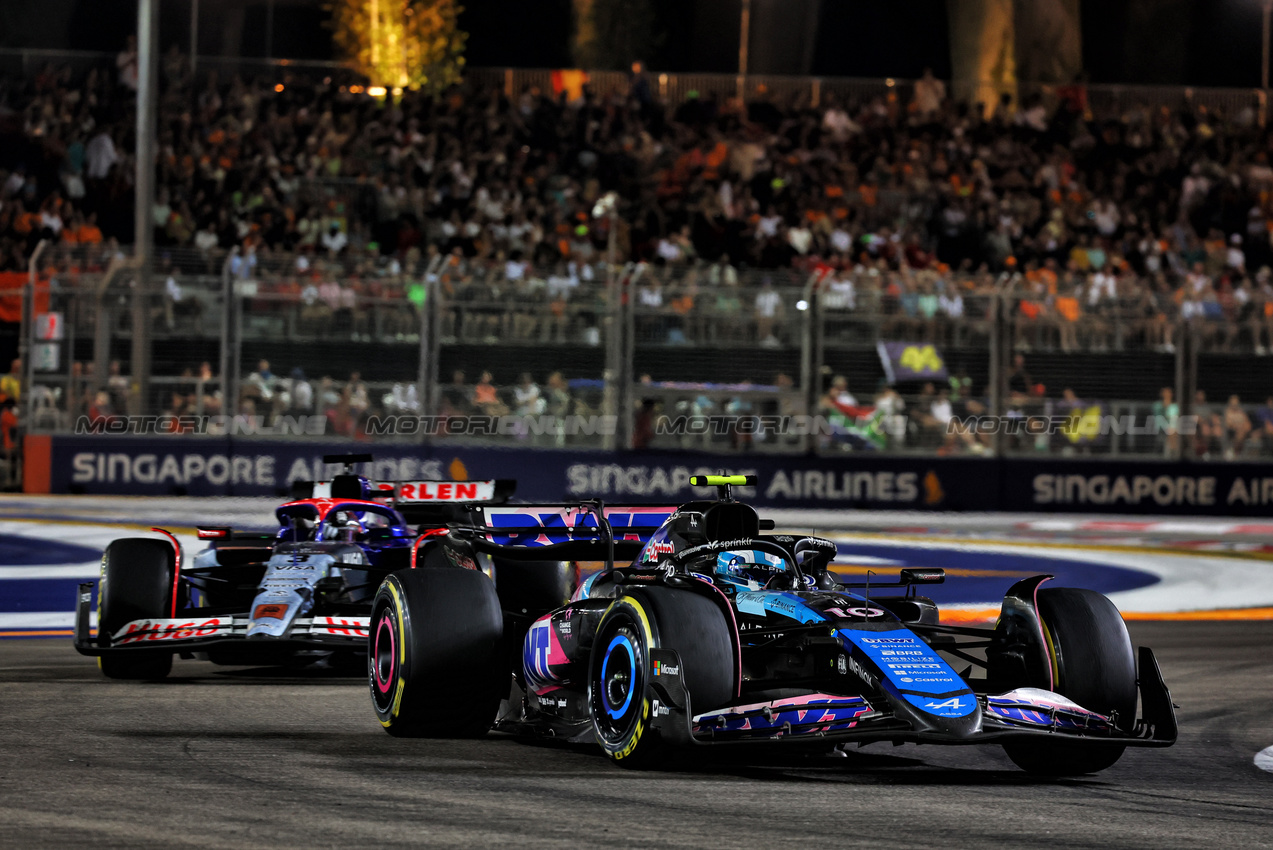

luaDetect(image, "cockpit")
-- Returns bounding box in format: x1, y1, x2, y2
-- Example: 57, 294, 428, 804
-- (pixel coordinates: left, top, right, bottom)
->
671, 545, 795, 592
276, 503, 411, 544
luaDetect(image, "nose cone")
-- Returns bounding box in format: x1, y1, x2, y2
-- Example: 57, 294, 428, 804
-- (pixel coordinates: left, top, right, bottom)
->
902, 692, 982, 737
246, 592, 304, 638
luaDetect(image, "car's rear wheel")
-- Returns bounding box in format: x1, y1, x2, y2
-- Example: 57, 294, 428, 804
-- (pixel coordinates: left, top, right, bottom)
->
588, 586, 734, 769
369, 568, 505, 737
97, 538, 176, 680
493, 559, 576, 617
1002, 587, 1137, 776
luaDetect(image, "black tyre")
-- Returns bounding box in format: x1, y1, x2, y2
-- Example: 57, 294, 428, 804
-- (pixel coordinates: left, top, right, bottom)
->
1003, 587, 1136, 776
97, 538, 176, 680
493, 559, 576, 617
588, 587, 734, 768
369, 568, 505, 737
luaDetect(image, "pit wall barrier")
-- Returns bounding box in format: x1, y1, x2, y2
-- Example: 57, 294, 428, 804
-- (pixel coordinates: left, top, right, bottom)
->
22, 435, 1273, 517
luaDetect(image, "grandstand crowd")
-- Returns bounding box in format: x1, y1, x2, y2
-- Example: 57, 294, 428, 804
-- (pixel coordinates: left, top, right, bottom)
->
4, 47, 1273, 348
6, 45, 1273, 464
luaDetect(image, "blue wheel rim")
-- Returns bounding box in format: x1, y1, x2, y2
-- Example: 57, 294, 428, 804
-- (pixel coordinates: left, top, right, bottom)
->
601, 634, 636, 719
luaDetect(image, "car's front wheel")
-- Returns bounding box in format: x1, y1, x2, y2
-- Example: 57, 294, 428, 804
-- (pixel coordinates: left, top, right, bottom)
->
1002, 587, 1137, 776
97, 538, 176, 680
588, 586, 734, 768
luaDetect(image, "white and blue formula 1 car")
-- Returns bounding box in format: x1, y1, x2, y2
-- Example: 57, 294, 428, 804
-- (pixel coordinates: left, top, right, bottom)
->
369, 475, 1176, 775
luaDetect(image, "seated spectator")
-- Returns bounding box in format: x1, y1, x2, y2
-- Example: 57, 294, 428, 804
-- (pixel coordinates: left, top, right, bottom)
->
442, 371, 473, 416
244, 359, 276, 404
1152, 386, 1181, 458
513, 372, 544, 416
1254, 396, 1273, 454
473, 371, 508, 416
1223, 395, 1252, 459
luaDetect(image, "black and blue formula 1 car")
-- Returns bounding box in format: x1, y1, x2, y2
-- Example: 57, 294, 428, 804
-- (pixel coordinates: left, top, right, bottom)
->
369, 475, 1177, 775
73, 454, 515, 679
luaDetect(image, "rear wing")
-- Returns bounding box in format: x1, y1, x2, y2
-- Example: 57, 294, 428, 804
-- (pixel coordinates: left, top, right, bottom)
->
395, 479, 516, 505
439, 505, 677, 563
289, 478, 515, 511
479, 505, 676, 547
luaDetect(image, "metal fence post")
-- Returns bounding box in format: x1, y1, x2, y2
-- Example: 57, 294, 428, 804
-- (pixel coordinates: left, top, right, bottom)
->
988, 286, 1004, 458
620, 264, 636, 451
1172, 320, 1186, 460
1180, 322, 1199, 460
219, 249, 235, 420
802, 278, 822, 456
131, 0, 159, 416
416, 276, 438, 444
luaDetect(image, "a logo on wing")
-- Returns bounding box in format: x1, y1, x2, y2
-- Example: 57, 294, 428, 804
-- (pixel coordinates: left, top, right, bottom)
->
253, 604, 287, 620
924, 697, 966, 711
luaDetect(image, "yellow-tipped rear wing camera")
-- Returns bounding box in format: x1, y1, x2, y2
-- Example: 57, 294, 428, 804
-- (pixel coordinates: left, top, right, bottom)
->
690, 474, 758, 487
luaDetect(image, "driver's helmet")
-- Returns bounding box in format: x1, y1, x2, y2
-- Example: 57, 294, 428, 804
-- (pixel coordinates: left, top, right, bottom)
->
713, 548, 789, 591
325, 511, 364, 542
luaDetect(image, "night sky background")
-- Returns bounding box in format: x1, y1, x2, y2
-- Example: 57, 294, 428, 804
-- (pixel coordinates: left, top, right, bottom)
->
27, 0, 1273, 87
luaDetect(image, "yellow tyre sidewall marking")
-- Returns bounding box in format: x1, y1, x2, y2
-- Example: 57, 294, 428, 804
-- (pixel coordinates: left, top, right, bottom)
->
380, 579, 409, 725
610, 595, 654, 760
1041, 616, 1061, 692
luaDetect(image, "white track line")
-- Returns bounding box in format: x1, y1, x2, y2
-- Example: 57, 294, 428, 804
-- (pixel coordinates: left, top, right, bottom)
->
823, 534, 1273, 613
1255, 746, 1273, 773
0, 612, 96, 629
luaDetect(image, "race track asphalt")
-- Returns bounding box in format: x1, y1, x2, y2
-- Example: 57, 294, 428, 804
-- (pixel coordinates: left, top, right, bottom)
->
0, 622, 1270, 849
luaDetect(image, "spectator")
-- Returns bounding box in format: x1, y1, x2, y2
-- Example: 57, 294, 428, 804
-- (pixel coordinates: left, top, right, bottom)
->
543, 372, 572, 418
0, 359, 20, 403
755, 278, 784, 347
912, 68, 946, 118
1223, 395, 1252, 459
288, 368, 313, 416
1194, 390, 1223, 458
1152, 386, 1181, 458
116, 35, 138, 91
513, 372, 543, 416
244, 359, 276, 403
1254, 396, 1273, 454
347, 372, 369, 417
442, 370, 472, 415
322, 224, 349, 256
473, 371, 508, 416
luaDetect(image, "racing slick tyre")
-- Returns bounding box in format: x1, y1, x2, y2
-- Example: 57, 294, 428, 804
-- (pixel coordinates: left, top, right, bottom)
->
97, 538, 176, 680
1003, 587, 1137, 776
588, 587, 734, 769
493, 560, 576, 615
369, 568, 504, 738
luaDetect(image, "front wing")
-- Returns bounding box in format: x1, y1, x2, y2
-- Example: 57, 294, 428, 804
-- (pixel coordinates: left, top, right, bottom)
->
645, 647, 1178, 750
73, 582, 369, 656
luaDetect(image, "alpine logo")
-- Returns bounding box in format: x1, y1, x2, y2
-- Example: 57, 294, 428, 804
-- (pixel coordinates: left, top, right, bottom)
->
925, 697, 966, 711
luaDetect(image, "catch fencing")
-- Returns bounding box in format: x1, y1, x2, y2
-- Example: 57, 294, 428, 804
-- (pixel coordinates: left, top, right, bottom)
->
11, 242, 1261, 465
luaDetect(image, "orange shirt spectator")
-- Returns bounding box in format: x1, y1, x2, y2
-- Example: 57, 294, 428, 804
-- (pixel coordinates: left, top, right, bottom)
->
1055, 295, 1081, 322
